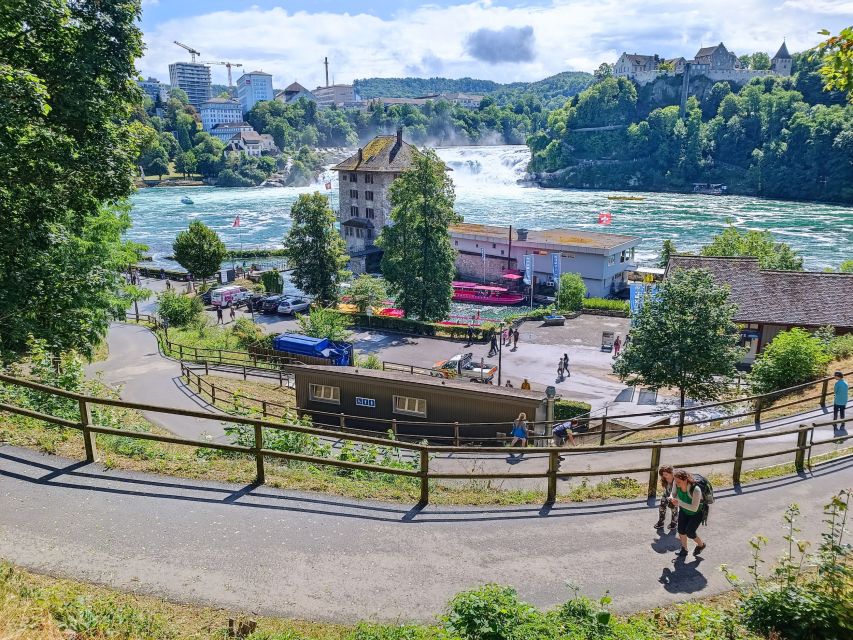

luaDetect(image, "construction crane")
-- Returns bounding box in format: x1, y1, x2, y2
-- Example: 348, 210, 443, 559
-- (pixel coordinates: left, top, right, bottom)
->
200, 61, 244, 87
174, 41, 200, 63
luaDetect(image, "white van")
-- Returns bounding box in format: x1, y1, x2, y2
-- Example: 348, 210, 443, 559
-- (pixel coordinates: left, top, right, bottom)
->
211, 285, 250, 308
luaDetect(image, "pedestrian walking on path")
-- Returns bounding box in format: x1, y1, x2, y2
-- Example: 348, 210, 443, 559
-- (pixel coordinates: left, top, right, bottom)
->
466, 324, 474, 347
489, 333, 498, 356
229, 306, 236, 323
654, 465, 678, 530
512, 328, 519, 351
833, 371, 848, 431
562, 353, 570, 378
557, 360, 564, 381
165, 279, 171, 291
504, 379, 513, 388
216, 307, 223, 324
613, 335, 622, 357
508, 412, 528, 456
670, 470, 707, 557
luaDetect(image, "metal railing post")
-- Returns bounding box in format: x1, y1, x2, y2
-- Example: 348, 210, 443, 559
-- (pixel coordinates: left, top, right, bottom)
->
732, 435, 745, 486
546, 450, 558, 504
419, 449, 429, 505
647, 442, 661, 500
79, 398, 97, 462
795, 425, 808, 472
454, 422, 460, 447
599, 416, 608, 446
254, 423, 265, 484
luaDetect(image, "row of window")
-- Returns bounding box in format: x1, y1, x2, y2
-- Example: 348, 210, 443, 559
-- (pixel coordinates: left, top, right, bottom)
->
343, 227, 373, 239
308, 384, 427, 417
350, 206, 375, 219
348, 173, 374, 184
349, 189, 374, 201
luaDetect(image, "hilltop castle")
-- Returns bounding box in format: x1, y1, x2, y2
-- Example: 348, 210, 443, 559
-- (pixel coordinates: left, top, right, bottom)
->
614, 42, 792, 86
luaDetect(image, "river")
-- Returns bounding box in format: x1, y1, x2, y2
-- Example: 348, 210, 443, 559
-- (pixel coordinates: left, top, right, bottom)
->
129, 145, 852, 270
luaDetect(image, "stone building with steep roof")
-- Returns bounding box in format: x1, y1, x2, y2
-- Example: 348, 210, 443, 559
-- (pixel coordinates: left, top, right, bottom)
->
331, 128, 424, 273
770, 42, 793, 77
666, 256, 853, 365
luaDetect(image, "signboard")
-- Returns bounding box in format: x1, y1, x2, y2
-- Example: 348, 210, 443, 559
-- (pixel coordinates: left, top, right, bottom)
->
355, 397, 376, 408
523, 254, 533, 285
551, 252, 562, 284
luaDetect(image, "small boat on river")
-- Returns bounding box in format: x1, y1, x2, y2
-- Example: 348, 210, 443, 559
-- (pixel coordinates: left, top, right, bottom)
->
692, 183, 727, 195
180, 196, 194, 205
607, 195, 645, 201
452, 281, 525, 306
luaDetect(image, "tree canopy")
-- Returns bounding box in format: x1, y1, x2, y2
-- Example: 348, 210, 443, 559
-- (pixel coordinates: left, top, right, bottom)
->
701, 226, 804, 270
556, 273, 585, 312
283, 193, 349, 305
0, 0, 144, 357
613, 268, 743, 406
172, 221, 227, 284
379, 150, 461, 322
348, 275, 389, 313
749, 328, 831, 395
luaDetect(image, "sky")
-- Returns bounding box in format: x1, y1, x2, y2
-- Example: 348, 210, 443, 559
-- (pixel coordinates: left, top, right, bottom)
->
138, 0, 853, 88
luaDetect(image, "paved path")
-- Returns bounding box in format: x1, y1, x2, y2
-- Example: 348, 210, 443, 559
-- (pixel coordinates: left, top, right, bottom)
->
0, 444, 850, 623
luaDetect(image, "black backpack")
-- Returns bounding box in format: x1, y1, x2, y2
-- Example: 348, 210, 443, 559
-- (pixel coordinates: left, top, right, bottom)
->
692, 474, 714, 524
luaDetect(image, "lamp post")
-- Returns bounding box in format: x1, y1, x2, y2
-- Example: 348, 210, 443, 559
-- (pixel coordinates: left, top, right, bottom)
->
497, 321, 504, 386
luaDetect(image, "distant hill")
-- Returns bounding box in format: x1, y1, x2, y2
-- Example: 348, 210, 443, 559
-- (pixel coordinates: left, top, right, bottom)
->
353, 71, 593, 107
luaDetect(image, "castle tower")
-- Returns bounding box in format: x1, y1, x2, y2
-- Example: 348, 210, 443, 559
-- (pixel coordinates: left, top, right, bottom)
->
771, 41, 792, 77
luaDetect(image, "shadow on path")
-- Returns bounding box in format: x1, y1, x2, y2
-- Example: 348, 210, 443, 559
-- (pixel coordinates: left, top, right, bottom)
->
659, 556, 708, 594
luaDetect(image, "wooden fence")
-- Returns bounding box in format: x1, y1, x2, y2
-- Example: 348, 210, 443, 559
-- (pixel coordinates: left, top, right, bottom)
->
0, 372, 849, 506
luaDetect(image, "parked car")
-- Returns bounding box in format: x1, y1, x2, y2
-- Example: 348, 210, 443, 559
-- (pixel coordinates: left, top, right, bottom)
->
276, 297, 311, 315
431, 352, 497, 381
200, 288, 214, 305
211, 285, 251, 308
245, 293, 265, 311
261, 294, 287, 314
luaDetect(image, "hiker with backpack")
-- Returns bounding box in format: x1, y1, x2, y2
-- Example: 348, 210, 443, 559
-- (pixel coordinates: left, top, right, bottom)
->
668, 469, 713, 557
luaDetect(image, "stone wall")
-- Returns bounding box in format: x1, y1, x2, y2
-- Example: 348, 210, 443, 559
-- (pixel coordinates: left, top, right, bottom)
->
627, 68, 779, 87
455, 251, 516, 282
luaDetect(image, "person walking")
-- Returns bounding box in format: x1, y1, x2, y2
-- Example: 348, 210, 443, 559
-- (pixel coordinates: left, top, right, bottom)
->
466, 324, 474, 347
509, 412, 528, 456
216, 306, 223, 324
563, 353, 570, 378
489, 332, 498, 357
613, 335, 622, 357
229, 305, 236, 323
669, 469, 707, 557
653, 465, 679, 530
833, 371, 848, 431
165, 279, 171, 291
512, 328, 519, 350
520, 378, 531, 390
557, 360, 564, 381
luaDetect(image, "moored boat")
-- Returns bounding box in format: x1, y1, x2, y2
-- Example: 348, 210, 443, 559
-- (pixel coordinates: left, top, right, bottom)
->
452, 281, 525, 305
181, 196, 194, 205
607, 195, 645, 201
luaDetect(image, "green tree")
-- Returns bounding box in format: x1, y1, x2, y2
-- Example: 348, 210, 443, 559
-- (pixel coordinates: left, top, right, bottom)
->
814, 27, 853, 100
613, 268, 743, 408
379, 149, 461, 321
0, 0, 144, 357
556, 273, 585, 312
658, 239, 678, 268
283, 192, 349, 305
172, 221, 227, 286
157, 289, 203, 327
174, 151, 197, 178
702, 226, 804, 270
169, 87, 189, 105
296, 307, 353, 342
348, 274, 388, 313
839, 259, 853, 273
121, 284, 152, 319
260, 269, 283, 294
749, 328, 831, 395
751, 52, 771, 70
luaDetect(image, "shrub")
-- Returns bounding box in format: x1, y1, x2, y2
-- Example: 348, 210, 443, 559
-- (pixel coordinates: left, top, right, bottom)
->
349, 274, 388, 313
749, 328, 831, 395
582, 298, 630, 314
554, 400, 592, 421
556, 273, 585, 312
156, 290, 203, 327
830, 334, 853, 360
297, 306, 353, 342
261, 269, 283, 294
445, 585, 539, 640
231, 317, 266, 349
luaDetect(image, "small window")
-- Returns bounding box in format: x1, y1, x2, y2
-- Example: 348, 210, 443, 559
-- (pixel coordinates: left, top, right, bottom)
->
366, 208, 375, 219
393, 395, 426, 417
349, 173, 357, 182
367, 229, 373, 239
492, 243, 496, 248
364, 174, 374, 184
351, 206, 359, 217
365, 191, 374, 201
500, 250, 504, 255
454, 240, 458, 246
356, 228, 363, 238
608, 255, 616, 266
310, 384, 340, 404
350, 189, 358, 199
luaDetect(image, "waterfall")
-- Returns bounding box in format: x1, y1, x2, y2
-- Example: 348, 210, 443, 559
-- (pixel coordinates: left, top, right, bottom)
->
435, 145, 532, 188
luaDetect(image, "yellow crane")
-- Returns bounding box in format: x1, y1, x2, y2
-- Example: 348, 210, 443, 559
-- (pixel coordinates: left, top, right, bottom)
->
200, 60, 244, 88
173, 41, 200, 63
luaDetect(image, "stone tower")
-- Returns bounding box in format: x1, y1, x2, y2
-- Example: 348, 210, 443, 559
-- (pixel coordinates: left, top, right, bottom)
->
771, 42, 792, 77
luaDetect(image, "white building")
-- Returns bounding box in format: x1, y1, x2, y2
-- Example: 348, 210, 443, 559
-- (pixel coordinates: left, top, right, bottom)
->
224, 131, 278, 157
210, 121, 254, 142
200, 98, 243, 132
237, 71, 274, 114
168, 62, 211, 108
313, 84, 356, 108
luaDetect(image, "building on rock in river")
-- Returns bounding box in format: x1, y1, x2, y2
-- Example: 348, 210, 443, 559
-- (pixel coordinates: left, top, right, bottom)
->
332, 128, 423, 274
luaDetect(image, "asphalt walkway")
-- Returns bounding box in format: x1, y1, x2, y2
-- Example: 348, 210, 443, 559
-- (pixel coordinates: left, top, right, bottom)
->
0, 444, 850, 622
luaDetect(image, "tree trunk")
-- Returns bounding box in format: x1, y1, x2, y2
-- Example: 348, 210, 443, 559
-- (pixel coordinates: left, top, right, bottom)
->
134, 300, 139, 318
680, 387, 685, 408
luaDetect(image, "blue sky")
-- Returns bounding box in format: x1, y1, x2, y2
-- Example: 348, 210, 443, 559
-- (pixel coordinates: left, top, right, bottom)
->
138, 1, 853, 88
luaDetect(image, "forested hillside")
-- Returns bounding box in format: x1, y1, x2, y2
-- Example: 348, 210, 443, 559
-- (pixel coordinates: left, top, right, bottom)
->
528, 55, 853, 203
354, 76, 502, 98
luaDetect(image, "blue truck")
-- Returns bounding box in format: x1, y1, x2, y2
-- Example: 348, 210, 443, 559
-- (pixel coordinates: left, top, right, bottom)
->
272, 333, 353, 366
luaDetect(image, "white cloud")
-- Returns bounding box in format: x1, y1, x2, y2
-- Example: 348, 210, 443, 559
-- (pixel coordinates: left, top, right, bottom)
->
138, 0, 853, 87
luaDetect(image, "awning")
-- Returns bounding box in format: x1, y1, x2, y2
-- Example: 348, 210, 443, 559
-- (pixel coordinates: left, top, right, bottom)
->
502, 273, 523, 280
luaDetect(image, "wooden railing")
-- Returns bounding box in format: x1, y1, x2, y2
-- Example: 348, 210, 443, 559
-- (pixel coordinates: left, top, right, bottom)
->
0, 372, 849, 506
126, 311, 850, 444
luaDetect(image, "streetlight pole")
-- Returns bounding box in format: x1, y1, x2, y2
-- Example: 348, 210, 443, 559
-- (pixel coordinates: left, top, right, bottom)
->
497, 321, 504, 386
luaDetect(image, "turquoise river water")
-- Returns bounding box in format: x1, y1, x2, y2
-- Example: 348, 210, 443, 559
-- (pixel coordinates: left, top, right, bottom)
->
129, 145, 852, 270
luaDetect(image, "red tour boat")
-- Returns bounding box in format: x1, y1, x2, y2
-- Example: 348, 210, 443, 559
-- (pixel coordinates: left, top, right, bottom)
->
451, 281, 525, 305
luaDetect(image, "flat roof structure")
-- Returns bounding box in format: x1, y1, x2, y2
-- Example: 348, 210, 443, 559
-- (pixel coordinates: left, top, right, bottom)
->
450, 223, 640, 253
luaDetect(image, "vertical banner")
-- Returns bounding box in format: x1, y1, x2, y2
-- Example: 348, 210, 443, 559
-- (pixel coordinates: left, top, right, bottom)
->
551, 252, 561, 285
523, 254, 533, 285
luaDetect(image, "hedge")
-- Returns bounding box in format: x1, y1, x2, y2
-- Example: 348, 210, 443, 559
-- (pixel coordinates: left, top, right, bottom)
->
582, 298, 630, 314
554, 399, 592, 421
345, 312, 497, 341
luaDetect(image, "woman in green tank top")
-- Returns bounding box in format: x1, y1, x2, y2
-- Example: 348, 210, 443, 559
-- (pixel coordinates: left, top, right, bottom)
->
669, 470, 706, 557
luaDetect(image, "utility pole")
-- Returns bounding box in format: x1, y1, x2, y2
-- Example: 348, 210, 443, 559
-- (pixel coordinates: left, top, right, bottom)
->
324, 56, 329, 87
